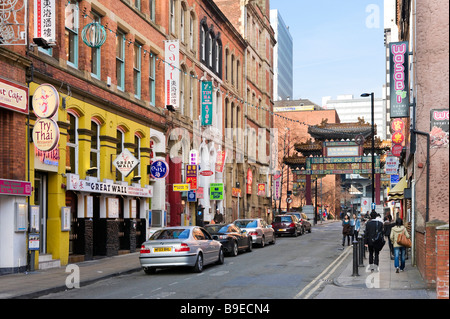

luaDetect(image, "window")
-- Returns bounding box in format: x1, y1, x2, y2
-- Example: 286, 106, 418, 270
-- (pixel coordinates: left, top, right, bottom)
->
231, 54, 235, 86
90, 12, 102, 79
116, 130, 124, 181
189, 13, 194, 50
180, 6, 185, 43
236, 60, 240, 91
208, 33, 213, 67
116, 30, 126, 90
215, 42, 220, 73
200, 25, 206, 61
169, 0, 176, 34
134, 0, 141, 10
65, 2, 79, 68
225, 49, 229, 81
189, 73, 195, 119
180, 66, 185, 115
149, 53, 156, 106
133, 135, 141, 178
134, 42, 142, 98
90, 121, 100, 178
149, 0, 155, 21
67, 113, 78, 174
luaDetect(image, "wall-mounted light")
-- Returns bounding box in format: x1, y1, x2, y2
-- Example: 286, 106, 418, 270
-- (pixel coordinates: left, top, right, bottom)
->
86, 167, 98, 176
131, 176, 141, 182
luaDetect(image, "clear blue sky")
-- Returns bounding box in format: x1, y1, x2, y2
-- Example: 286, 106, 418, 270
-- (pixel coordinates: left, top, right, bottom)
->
270, 0, 385, 106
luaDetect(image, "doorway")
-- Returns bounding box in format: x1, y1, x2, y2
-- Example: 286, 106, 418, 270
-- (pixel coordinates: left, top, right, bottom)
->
34, 172, 48, 254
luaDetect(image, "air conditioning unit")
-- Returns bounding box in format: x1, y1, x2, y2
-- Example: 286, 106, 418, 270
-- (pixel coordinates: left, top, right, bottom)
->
150, 210, 167, 227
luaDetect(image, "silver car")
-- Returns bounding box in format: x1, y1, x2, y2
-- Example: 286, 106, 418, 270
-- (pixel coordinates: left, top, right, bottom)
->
233, 218, 276, 247
139, 226, 224, 274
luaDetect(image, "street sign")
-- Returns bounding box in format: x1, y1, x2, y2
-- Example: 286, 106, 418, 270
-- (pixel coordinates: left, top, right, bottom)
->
371, 202, 376, 210
286, 197, 293, 204
210, 183, 224, 200
199, 170, 214, 176
173, 184, 190, 192
187, 190, 196, 202
150, 160, 169, 179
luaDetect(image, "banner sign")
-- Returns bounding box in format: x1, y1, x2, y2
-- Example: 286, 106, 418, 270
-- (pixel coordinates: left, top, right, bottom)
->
215, 150, 226, 173
295, 156, 381, 175
389, 41, 409, 118
35, 0, 56, 42
201, 81, 213, 126
0, 178, 32, 196
430, 109, 449, 148
186, 164, 198, 190
113, 148, 140, 177
246, 168, 253, 194
385, 156, 399, 175
273, 173, 281, 200
210, 183, 224, 200
257, 183, 266, 196
165, 40, 179, 108
150, 160, 169, 179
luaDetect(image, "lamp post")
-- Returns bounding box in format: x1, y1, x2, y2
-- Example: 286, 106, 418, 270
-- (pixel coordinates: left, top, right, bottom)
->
361, 92, 375, 211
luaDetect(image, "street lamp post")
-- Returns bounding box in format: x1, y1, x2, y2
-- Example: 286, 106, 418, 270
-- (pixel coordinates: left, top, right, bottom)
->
361, 92, 375, 211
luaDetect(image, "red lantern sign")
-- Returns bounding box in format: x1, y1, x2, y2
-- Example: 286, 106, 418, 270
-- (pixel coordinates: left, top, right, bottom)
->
391, 131, 405, 145
391, 144, 403, 157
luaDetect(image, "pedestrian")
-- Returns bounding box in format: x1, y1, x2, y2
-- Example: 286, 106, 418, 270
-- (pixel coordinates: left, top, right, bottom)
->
364, 211, 385, 272
390, 218, 410, 273
384, 215, 394, 260
342, 214, 352, 246
353, 213, 361, 239
350, 213, 356, 242
213, 209, 223, 224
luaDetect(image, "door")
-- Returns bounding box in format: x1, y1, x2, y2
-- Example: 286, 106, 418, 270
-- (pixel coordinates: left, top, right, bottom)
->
34, 172, 47, 254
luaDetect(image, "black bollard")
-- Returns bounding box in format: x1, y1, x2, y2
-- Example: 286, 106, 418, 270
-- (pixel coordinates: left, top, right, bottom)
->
358, 234, 364, 267
351, 239, 359, 277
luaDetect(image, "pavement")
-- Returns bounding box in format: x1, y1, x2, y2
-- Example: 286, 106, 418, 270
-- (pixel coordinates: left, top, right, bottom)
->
0, 220, 437, 299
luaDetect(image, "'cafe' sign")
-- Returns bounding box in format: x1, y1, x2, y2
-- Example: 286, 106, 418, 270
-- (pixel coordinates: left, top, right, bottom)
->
0, 77, 29, 114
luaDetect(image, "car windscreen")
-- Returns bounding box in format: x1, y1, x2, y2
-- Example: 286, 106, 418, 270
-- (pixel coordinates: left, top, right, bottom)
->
274, 216, 292, 223
234, 220, 257, 228
150, 228, 190, 240
205, 225, 223, 233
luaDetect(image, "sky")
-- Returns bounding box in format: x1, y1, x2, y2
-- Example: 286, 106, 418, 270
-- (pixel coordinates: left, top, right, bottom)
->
270, 0, 386, 106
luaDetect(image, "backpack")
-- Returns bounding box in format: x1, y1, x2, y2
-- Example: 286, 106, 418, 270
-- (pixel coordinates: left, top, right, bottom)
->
370, 221, 385, 250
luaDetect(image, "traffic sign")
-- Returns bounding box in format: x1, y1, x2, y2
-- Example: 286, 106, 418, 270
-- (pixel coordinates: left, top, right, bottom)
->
371, 202, 376, 210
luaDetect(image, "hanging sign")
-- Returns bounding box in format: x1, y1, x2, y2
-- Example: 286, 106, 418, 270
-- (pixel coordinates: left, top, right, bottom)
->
186, 164, 198, 190
34, 0, 56, 43
32, 118, 60, 152
199, 170, 214, 176
391, 144, 403, 157
165, 40, 179, 108
391, 118, 405, 132
113, 148, 140, 177
210, 183, 224, 200
173, 184, 190, 192
391, 131, 405, 145
430, 109, 449, 148
0, 78, 28, 114
389, 41, 409, 118
189, 150, 199, 165
385, 156, 399, 175
32, 83, 59, 118
201, 81, 213, 126
246, 168, 253, 194
257, 183, 266, 196
215, 150, 226, 173
150, 160, 169, 179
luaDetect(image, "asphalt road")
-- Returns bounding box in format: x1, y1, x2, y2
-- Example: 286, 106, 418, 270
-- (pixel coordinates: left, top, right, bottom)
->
38, 221, 350, 300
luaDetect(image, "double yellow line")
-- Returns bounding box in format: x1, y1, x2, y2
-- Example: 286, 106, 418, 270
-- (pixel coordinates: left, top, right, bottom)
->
293, 246, 352, 299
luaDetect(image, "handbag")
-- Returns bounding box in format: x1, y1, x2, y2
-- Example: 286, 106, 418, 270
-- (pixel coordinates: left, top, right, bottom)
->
397, 230, 411, 248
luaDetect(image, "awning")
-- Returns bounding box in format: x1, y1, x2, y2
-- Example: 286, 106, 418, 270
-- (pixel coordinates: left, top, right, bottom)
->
389, 176, 407, 200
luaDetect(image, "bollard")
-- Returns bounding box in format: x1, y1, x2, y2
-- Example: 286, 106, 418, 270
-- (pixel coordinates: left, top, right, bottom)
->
351, 239, 359, 277
358, 234, 364, 267
360, 231, 366, 259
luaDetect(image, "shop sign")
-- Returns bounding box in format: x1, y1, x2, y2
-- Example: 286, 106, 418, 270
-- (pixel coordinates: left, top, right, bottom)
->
150, 160, 169, 179
196, 187, 204, 199
113, 148, 140, 177
187, 190, 196, 202
66, 174, 153, 198
385, 156, 399, 175
199, 170, 214, 176
232, 188, 241, 197
32, 118, 60, 152
0, 178, 32, 196
210, 183, 224, 200
165, 40, 179, 108
186, 164, 198, 190
32, 83, 59, 118
34, 0, 56, 43
391, 131, 405, 145
430, 109, 449, 148
215, 150, 226, 173
391, 118, 405, 133
189, 150, 199, 165
0, 77, 28, 114
257, 183, 266, 196
173, 184, 190, 192
201, 81, 213, 126
246, 168, 253, 194
389, 41, 409, 118
391, 144, 403, 157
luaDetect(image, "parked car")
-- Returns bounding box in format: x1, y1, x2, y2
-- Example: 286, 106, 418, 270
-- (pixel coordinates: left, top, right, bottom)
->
286, 212, 312, 234
205, 224, 252, 256
233, 218, 276, 247
300, 212, 312, 233
272, 214, 302, 237
139, 226, 224, 274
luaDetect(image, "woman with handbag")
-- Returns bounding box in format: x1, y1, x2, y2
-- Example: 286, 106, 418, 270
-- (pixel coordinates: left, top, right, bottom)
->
390, 218, 411, 273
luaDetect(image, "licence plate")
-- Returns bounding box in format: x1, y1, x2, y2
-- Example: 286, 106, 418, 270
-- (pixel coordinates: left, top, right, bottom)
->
154, 247, 172, 252
278, 229, 286, 232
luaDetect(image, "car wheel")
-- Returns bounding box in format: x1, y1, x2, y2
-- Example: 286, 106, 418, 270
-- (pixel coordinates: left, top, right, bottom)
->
231, 241, 238, 256
216, 248, 225, 265
308, 227, 312, 233
293, 230, 298, 237
143, 267, 156, 275
192, 253, 204, 273
247, 238, 253, 252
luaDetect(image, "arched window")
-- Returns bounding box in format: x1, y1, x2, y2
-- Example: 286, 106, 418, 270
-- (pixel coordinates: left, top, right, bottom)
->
90, 120, 100, 178
189, 12, 195, 51
67, 112, 79, 174
116, 129, 124, 181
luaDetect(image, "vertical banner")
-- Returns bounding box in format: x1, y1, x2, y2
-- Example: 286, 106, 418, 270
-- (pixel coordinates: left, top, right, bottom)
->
201, 81, 213, 126
215, 150, 226, 173
165, 40, 179, 108
34, 0, 56, 42
273, 172, 281, 200
389, 41, 409, 118
186, 164, 198, 190
430, 109, 449, 148
246, 168, 253, 194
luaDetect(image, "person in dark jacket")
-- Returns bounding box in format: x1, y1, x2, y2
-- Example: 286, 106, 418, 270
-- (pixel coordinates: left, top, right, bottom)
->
364, 211, 384, 272
342, 214, 352, 246
384, 215, 394, 260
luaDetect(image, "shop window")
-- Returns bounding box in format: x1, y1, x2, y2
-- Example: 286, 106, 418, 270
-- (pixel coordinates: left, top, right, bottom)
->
67, 113, 79, 174
65, 2, 79, 68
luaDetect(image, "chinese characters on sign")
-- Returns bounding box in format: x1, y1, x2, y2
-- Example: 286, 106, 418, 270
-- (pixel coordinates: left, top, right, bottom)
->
34, 0, 56, 42
389, 42, 409, 118
150, 160, 169, 179
186, 164, 198, 190
165, 40, 179, 108
201, 81, 213, 126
